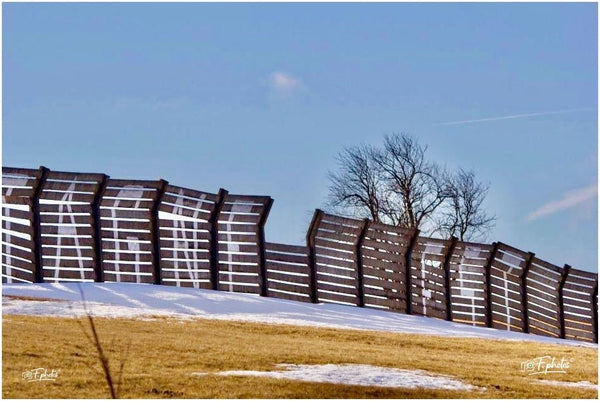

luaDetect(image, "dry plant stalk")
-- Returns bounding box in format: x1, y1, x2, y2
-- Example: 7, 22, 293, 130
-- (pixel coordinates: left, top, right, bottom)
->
73, 284, 128, 399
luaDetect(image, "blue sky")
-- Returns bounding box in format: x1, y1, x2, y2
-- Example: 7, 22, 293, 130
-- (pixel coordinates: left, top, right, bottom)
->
2, 2, 597, 271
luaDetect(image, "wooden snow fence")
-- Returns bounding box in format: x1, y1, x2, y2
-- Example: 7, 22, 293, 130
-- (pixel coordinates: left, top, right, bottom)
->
2, 166, 597, 343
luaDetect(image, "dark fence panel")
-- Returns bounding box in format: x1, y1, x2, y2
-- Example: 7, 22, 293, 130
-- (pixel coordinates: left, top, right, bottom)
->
562, 268, 596, 342
2, 167, 39, 283
99, 179, 161, 283
360, 221, 413, 312
265, 242, 310, 302
38, 170, 105, 282
447, 241, 490, 326
158, 185, 217, 289
312, 213, 364, 306
409, 236, 449, 320
526, 256, 562, 338
488, 242, 529, 332
217, 194, 271, 294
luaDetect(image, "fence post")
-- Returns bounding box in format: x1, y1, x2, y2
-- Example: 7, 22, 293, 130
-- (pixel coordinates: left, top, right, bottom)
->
31, 166, 50, 283
257, 198, 274, 297
306, 209, 324, 304
521, 252, 535, 334
442, 236, 458, 321
355, 219, 370, 307
557, 264, 571, 339
484, 242, 499, 328
592, 280, 598, 343
91, 174, 109, 282
150, 179, 168, 285
209, 188, 228, 291
404, 228, 420, 315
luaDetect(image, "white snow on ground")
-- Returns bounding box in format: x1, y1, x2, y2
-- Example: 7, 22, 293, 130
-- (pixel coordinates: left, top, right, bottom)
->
191, 364, 483, 391
1, 282, 596, 348
535, 380, 598, 390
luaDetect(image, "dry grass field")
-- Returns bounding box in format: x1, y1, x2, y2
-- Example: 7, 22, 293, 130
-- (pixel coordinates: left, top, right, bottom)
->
2, 314, 598, 399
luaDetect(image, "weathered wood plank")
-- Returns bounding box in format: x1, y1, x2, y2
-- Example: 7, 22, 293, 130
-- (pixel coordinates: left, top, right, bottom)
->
317, 276, 356, 291
363, 295, 406, 310
267, 279, 309, 294
218, 272, 259, 284
2, 207, 32, 220
164, 185, 217, 202
103, 272, 154, 283
2, 220, 33, 235
218, 253, 260, 264
100, 199, 155, 209
2, 234, 34, 250
217, 233, 257, 243
268, 289, 310, 303
42, 246, 93, 258
266, 261, 309, 275
1, 187, 35, 197
46, 171, 104, 182
360, 247, 405, 263
160, 248, 210, 259
266, 252, 308, 266
224, 194, 271, 204
317, 263, 356, 278
161, 259, 211, 270
317, 290, 357, 305
99, 208, 150, 219
42, 181, 98, 192
101, 239, 152, 251
2, 245, 34, 261
100, 229, 153, 241
265, 242, 308, 255
314, 236, 357, 252
217, 223, 257, 233
41, 267, 94, 280
40, 214, 93, 225
362, 268, 405, 284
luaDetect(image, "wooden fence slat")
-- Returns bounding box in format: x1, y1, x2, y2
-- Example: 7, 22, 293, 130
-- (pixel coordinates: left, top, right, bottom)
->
265, 251, 308, 265
266, 261, 309, 275
267, 280, 309, 295
265, 242, 308, 255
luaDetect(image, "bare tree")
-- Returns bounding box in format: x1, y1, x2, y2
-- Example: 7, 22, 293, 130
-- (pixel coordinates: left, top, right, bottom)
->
327, 144, 387, 223
373, 134, 449, 231
435, 168, 496, 241
326, 133, 495, 239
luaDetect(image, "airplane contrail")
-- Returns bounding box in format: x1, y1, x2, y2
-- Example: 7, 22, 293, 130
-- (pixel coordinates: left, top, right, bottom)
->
435, 107, 596, 126
526, 183, 598, 221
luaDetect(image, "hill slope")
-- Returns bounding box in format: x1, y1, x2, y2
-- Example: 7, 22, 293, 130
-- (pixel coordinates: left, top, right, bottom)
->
2, 282, 595, 348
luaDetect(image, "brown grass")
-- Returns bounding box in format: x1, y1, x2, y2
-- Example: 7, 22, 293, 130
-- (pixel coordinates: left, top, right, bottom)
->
2, 314, 597, 399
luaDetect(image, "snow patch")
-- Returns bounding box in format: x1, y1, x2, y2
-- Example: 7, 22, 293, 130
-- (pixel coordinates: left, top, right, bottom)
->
535, 380, 598, 390
192, 364, 481, 391
2, 283, 596, 348
147, 291, 197, 301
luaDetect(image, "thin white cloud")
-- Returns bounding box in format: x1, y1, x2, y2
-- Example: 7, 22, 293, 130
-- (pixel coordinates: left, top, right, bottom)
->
268, 71, 304, 98
526, 184, 598, 221
436, 107, 596, 126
